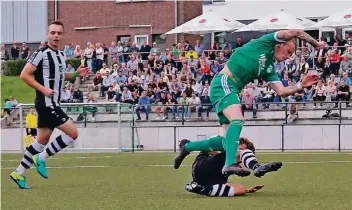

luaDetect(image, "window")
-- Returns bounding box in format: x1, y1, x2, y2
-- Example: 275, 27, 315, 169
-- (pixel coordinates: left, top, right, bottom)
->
117, 35, 131, 44
134, 35, 148, 48
203, 0, 225, 5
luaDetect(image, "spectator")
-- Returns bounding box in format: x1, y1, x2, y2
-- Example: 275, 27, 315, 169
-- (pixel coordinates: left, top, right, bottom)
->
72, 87, 83, 103
139, 41, 152, 60
127, 55, 139, 72
189, 93, 201, 119
235, 37, 244, 48
261, 82, 275, 109
194, 40, 204, 57
150, 42, 160, 56
179, 92, 190, 119
123, 40, 131, 62
64, 43, 74, 58
325, 80, 338, 108
241, 89, 257, 118
20, 42, 30, 59
100, 72, 113, 97
121, 87, 135, 105
337, 80, 351, 107
313, 80, 326, 108
86, 94, 98, 122
166, 93, 179, 119
339, 54, 352, 76
61, 86, 72, 103
197, 88, 212, 119
340, 72, 351, 86
155, 92, 168, 120
10, 42, 20, 60
1, 44, 9, 61
286, 102, 298, 124
99, 62, 110, 74
10, 96, 18, 107
95, 43, 104, 71
84, 42, 94, 70
25, 107, 37, 137
116, 71, 127, 84
248, 83, 262, 109
328, 49, 341, 75
135, 91, 150, 120
88, 72, 103, 93
2, 99, 13, 126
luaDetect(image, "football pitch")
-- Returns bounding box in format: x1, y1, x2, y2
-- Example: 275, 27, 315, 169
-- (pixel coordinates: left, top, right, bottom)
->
2, 152, 352, 210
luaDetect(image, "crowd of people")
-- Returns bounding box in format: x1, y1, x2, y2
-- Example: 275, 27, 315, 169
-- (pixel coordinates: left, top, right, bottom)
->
2, 35, 352, 122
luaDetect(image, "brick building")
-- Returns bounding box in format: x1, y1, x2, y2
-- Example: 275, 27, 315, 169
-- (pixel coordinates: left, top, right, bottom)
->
48, 0, 203, 50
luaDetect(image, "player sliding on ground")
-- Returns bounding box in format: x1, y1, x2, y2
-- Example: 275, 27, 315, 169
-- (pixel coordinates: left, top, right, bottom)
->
175, 30, 324, 176
10, 20, 90, 189
185, 137, 282, 197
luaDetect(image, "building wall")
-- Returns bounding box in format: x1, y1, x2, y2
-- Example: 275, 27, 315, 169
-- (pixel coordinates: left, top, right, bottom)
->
1, 0, 47, 44
48, 0, 202, 50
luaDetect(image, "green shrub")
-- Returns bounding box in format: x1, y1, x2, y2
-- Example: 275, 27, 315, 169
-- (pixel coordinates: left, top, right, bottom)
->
3, 59, 27, 76
2, 58, 82, 76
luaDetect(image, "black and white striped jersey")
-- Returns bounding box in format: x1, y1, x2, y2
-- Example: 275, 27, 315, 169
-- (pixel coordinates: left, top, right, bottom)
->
27, 46, 67, 107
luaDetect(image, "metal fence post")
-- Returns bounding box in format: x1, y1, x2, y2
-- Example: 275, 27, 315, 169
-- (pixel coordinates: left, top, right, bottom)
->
131, 104, 135, 153
173, 126, 177, 153
281, 124, 285, 152
117, 102, 121, 152
19, 104, 24, 152
338, 101, 342, 152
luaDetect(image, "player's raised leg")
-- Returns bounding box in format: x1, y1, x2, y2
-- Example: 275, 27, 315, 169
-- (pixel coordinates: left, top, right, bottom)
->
174, 136, 225, 169
239, 149, 282, 177
34, 119, 78, 178
10, 128, 52, 189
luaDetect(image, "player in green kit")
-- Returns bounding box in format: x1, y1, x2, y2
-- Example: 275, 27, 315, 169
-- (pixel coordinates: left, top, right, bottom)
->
174, 29, 324, 176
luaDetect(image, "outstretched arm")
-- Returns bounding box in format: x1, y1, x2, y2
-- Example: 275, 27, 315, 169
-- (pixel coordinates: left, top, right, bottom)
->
276, 29, 321, 48
269, 82, 302, 97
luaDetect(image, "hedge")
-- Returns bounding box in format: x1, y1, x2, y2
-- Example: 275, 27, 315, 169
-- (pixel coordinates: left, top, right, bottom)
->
2, 58, 81, 76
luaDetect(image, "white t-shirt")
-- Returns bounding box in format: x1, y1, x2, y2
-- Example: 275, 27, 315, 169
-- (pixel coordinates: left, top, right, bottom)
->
96, 47, 104, 60
189, 97, 201, 105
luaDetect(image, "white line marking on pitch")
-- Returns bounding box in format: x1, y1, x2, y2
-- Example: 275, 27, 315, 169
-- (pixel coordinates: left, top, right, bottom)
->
2, 160, 352, 170
2, 152, 352, 162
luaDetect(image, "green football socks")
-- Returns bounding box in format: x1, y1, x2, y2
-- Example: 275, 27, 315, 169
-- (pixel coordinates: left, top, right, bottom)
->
224, 119, 244, 166
185, 135, 225, 152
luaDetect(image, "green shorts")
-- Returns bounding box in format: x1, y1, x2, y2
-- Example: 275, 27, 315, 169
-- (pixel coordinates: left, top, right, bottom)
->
209, 73, 241, 125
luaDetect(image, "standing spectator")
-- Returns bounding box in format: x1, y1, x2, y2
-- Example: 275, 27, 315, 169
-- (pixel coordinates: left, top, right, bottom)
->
135, 91, 151, 120
20, 42, 30, 60
235, 37, 245, 48
337, 80, 351, 107
222, 41, 232, 51
95, 43, 104, 71
25, 107, 37, 137
139, 40, 151, 60
194, 40, 204, 57
64, 43, 74, 58
329, 49, 341, 75
1, 44, 9, 61
150, 42, 161, 56
102, 43, 109, 64
10, 42, 20, 60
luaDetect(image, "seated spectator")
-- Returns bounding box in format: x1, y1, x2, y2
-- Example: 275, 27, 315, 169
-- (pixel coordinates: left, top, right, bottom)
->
313, 80, 326, 108
155, 92, 168, 120
127, 55, 139, 72
211, 60, 222, 76
146, 86, 156, 103
121, 87, 135, 106
105, 86, 117, 102
199, 60, 212, 84
99, 63, 110, 74
241, 89, 257, 118
72, 87, 83, 103
325, 80, 338, 108
223, 48, 232, 59
169, 79, 182, 99
135, 91, 150, 120
197, 89, 212, 119
61, 86, 72, 103
179, 63, 192, 82
187, 56, 198, 78
110, 63, 119, 77
166, 93, 179, 119
100, 72, 113, 97
88, 72, 103, 93
248, 83, 262, 109
183, 83, 194, 98
189, 93, 201, 119
86, 94, 97, 122
339, 54, 352, 76
337, 80, 351, 107
296, 57, 309, 75
116, 71, 127, 84
179, 92, 190, 119
217, 52, 228, 67
340, 72, 351, 86
261, 82, 275, 109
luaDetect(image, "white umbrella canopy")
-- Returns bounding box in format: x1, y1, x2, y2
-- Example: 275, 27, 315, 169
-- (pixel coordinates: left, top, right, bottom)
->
235, 10, 316, 32
163, 11, 245, 35
309, 8, 352, 28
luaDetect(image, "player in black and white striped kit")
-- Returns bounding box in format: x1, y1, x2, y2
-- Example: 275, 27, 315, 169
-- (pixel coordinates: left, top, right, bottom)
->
10, 21, 90, 189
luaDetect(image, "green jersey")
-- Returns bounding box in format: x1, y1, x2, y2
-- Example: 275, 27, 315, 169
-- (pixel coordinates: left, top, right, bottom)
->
227, 32, 282, 90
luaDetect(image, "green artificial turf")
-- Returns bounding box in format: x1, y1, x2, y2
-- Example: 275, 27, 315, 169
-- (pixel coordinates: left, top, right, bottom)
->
2, 152, 352, 210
